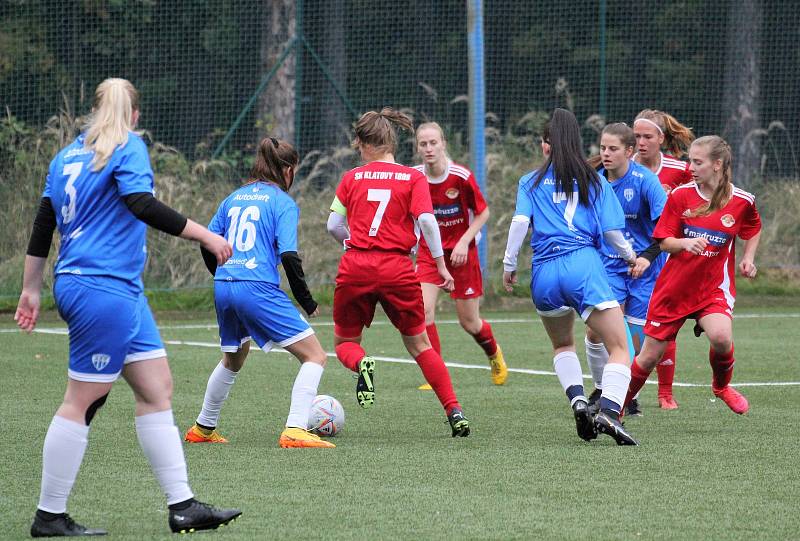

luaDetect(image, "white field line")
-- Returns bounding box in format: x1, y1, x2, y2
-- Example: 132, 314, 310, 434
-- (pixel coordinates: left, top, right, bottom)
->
3, 316, 800, 388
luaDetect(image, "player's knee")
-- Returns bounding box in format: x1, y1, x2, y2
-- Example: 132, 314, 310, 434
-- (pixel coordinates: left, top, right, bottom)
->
708, 332, 732, 354
85, 392, 109, 425
424, 306, 436, 325
458, 314, 481, 335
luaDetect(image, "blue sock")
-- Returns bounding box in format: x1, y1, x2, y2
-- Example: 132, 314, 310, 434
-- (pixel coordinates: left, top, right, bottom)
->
599, 397, 621, 414
566, 384, 585, 402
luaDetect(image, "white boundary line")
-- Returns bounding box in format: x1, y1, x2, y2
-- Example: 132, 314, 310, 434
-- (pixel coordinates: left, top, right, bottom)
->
3, 320, 800, 388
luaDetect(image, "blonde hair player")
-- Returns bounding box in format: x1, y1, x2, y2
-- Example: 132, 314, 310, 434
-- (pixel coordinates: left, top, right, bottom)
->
414, 122, 508, 387
630, 108, 695, 412
15, 78, 240, 536
624, 135, 761, 415
326, 108, 471, 437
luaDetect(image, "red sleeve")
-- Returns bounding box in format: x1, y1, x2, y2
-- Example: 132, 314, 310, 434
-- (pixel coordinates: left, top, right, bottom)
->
464, 172, 488, 214
651, 191, 683, 240
738, 201, 761, 240
335, 172, 351, 209
410, 169, 434, 218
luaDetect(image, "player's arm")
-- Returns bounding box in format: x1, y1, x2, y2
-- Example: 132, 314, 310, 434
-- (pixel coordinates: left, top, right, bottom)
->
452, 207, 489, 267
326, 196, 350, 244
123, 192, 231, 264
502, 215, 530, 292
603, 229, 636, 265
281, 251, 318, 316
16, 197, 57, 333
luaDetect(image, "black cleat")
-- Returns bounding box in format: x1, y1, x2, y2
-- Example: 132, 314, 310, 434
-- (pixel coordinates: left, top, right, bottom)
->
595, 411, 639, 446
447, 408, 470, 437
586, 388, 602, 416
626, 398, 643, 417
693, 322, 704, 337
572, 399, 598, 441
355, 356, 375, 409
168, 500, 241, 534
31, 511, 107, 537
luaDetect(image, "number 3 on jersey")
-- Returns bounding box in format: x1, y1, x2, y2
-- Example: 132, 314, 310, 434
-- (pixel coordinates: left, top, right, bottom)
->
61, 162, 83, 224
367, 188, 391, 237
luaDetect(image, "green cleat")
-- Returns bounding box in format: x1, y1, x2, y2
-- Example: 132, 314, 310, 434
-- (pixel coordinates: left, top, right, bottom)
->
356, 356, 375, 409
447, 408, 471, 437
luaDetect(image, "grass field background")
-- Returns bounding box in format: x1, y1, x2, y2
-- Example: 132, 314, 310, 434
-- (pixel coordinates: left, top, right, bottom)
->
1, 307, 799, 540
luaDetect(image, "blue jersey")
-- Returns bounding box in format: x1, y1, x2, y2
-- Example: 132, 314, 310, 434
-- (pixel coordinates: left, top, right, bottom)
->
514, 165, 626, 264
44, 133, 154, 288
208, 181, 299, 285
598, 161, 667, 274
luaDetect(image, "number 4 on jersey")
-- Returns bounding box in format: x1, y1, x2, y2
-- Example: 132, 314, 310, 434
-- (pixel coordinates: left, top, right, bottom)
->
367, 188, 391, 237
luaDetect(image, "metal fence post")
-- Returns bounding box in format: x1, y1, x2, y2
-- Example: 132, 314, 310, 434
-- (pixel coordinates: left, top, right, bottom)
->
467, 0, 488, 276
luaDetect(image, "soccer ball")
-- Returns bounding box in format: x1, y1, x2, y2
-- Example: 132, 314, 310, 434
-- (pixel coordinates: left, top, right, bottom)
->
308, 395, 345, 437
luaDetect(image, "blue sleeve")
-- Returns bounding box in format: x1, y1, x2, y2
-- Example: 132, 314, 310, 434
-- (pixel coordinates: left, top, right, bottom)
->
643, 173, 667, 221
598, 180, 626, 232
208, 200, 227, 236
114, 135, 155, 196
276, 198, 299, 254
42, 157, 56, 198
513, 174, 535, 218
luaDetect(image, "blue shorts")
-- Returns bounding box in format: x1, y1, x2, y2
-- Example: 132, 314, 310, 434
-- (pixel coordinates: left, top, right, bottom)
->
214, 281, 313, 353
531, 248, 620, 321
625, 252, 666, 325
54, 275, 165, 383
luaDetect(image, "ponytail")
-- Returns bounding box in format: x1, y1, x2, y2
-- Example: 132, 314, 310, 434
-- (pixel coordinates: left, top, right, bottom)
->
248, 137, 299, 192
688, 135, 733, 217
83, 78, 139, 171
353, 107, 413, 155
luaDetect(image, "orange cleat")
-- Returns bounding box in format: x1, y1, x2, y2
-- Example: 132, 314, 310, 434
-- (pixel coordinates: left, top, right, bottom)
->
184, 424, 229, 443
279, 427, 336, 448
658, 395, 679, 410
713, 386, 749, 414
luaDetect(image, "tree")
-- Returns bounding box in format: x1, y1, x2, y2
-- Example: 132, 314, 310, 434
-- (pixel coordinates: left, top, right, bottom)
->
257, 0, 296, 143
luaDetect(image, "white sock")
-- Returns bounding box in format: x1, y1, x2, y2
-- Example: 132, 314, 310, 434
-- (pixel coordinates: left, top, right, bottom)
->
286, 362, 324, 429
135, 409, 194, 505
196, 361, 238, 428
553, 351, 585, 405
600, 363, 632, 411
584, 337, 608, 389
38, 416, 90, 513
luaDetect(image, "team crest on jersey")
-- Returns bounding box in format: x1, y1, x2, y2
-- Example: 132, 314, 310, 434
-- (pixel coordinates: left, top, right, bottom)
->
624, 188, 635, 202
720, 214, 735, 227
445, 188, 460, 199
91, 354, 111, 372
662, 183, 672, 193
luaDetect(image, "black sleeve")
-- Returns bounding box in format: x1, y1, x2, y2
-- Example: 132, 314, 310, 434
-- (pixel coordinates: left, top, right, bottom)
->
280, 251, 318, 315
200, 246, 217, 276
26, 197, 57, 257
123, 192, 188, 236
638, 240, 662, 263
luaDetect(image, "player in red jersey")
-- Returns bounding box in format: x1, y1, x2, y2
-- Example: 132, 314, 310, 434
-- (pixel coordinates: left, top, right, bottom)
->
624, 136, 761, 415
414, 122, 508, 385
631, 109, 696, 411
326, 108, 470, 437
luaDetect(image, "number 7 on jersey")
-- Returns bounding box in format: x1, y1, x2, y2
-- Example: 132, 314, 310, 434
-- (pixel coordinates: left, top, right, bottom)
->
367, 188, 391, 237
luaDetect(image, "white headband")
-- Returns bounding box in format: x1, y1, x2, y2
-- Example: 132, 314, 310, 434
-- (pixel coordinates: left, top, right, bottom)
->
634, 117, 664, 135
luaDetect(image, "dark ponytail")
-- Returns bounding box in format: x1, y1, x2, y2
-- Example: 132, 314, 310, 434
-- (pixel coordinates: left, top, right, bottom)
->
247, 137, 299, 191
534, 108, 600, 206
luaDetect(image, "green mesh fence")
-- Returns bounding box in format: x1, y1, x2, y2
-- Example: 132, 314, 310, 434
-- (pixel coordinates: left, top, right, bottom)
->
2, 0, 799, 297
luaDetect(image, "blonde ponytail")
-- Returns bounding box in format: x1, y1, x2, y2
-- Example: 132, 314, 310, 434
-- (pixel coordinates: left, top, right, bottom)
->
83, 78, 139, 171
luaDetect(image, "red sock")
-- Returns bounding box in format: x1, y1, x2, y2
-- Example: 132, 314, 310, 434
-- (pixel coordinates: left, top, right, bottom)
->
472, 320, 498, 357
335, 342, 366, 372
709, 343, 735, 390
624, 358, 652, 408
426, 323, 442, 355
656, 340, 677, 398
415, 348, 459, 414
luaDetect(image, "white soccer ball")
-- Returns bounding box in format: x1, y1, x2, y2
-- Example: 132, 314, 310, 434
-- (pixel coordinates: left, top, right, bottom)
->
308, 395, 345, 437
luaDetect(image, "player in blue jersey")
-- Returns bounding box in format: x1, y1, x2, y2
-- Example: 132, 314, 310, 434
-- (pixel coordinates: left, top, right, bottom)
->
183, 137, 334, 449
583, 123, 667, 415
502, 109, 639, 445
15, 78, 241, 536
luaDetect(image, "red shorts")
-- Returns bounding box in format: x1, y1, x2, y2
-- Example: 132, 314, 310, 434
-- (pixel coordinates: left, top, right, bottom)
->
644, 297, 732, 342
416, 246, 483, 299
333, 250, 426, 338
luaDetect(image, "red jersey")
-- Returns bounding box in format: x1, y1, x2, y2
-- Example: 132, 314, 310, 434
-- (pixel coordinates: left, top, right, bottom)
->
413, 162, 488, 252
334, 161, 433, 253
655, 152, 692, 193
648, 183, 761, 318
